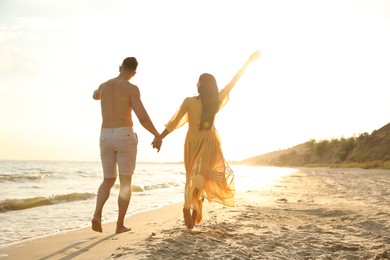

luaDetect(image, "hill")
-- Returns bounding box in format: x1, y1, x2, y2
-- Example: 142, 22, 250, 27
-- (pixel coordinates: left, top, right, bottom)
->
239, 122, 390, 169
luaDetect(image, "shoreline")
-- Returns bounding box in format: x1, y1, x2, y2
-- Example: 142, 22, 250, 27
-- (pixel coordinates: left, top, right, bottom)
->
1, 167, 389, 259
0, 201, 182, 249
0, 202, 185, 260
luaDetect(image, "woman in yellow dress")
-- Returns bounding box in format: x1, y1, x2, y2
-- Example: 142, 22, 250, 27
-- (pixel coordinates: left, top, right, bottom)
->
153, 51, 261, 229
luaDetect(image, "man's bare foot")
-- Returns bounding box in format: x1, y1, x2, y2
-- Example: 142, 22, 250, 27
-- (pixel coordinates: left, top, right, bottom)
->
91, 218, 102, 233
115, 226, 131, 234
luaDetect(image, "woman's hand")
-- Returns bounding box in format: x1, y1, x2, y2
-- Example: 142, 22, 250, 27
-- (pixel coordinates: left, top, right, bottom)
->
152, 136, 163, 152
247, 50, 261, 64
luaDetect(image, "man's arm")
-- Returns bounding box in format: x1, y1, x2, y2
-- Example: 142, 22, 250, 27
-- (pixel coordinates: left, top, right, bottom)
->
130, 86, 160, 137
93, 85, 102, 100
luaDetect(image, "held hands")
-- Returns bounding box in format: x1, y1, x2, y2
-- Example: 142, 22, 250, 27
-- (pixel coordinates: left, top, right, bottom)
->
152, 136, 162, 152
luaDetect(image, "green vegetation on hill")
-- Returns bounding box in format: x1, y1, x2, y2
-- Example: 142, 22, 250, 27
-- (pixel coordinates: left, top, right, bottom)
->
240, 123, 390, 169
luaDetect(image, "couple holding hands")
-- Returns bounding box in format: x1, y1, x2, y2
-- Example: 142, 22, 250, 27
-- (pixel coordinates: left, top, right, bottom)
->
92, 50, 261, 233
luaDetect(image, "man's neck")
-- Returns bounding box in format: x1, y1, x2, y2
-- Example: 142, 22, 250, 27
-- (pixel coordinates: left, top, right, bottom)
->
117, 73, 132, 81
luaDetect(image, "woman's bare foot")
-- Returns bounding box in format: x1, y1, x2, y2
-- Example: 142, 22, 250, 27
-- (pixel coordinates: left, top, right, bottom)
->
115, 226, 131, 234
91, 218, 102, 233
183, 208, 194, 229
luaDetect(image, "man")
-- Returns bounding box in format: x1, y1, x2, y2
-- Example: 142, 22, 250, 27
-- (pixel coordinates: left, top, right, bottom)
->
92, 57, 161, 233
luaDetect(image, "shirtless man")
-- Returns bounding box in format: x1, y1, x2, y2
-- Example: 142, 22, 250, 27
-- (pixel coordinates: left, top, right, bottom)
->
92, 57, 161, 234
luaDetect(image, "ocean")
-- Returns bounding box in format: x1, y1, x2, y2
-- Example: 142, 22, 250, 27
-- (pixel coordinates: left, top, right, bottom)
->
0, 160, 297, 248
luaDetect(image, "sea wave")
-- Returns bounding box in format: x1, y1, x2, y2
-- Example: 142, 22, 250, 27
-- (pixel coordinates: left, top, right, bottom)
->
143, 182, 180, 190
0, 192, 95, 213
0, 173, 50, 182
112, 182, 181, 192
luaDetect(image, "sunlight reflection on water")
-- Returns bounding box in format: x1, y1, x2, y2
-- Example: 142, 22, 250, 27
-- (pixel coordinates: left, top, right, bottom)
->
232, 165, 298, 192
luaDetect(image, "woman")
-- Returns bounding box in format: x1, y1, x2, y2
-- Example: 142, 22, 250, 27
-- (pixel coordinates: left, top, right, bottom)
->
153, 50, 261, 228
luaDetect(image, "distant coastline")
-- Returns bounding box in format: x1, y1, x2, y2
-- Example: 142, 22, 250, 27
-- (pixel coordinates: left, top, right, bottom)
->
238, 122, 390, 170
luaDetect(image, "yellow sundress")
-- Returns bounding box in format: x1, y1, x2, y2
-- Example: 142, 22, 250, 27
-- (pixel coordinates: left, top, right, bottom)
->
165, 87, 236, 224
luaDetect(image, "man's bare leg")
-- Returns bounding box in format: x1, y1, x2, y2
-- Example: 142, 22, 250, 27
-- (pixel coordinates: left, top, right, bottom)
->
92, 177, 116, 232
116, 174, 132, 234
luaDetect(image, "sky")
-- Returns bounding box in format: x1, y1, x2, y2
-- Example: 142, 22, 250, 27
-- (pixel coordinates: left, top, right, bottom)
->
0, 0, 389, 163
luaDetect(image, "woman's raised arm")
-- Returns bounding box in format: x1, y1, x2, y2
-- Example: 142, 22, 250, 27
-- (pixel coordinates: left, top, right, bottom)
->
221, 50, 261, 98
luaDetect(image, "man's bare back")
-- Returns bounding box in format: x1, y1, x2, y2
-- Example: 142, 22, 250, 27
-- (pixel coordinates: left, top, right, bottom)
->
94, 78, 136, 128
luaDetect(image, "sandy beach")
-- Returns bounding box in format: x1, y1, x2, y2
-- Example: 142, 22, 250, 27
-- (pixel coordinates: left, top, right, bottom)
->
1, 167, 389, 260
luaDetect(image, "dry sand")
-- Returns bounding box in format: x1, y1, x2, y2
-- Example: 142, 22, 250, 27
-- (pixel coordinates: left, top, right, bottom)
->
1, 167, 389, 259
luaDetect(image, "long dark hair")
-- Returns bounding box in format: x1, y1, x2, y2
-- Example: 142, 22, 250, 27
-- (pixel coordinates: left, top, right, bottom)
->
198, 73, 219, 130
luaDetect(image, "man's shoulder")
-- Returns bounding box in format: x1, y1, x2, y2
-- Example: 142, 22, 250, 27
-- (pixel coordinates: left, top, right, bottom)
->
99, 78, 115, 88
104, 77, 117, 84
128, 82, 138, 88
127, 82, 139, 93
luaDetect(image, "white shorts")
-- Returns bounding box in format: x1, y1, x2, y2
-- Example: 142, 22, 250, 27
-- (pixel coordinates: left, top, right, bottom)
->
99, 127, 138, 178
